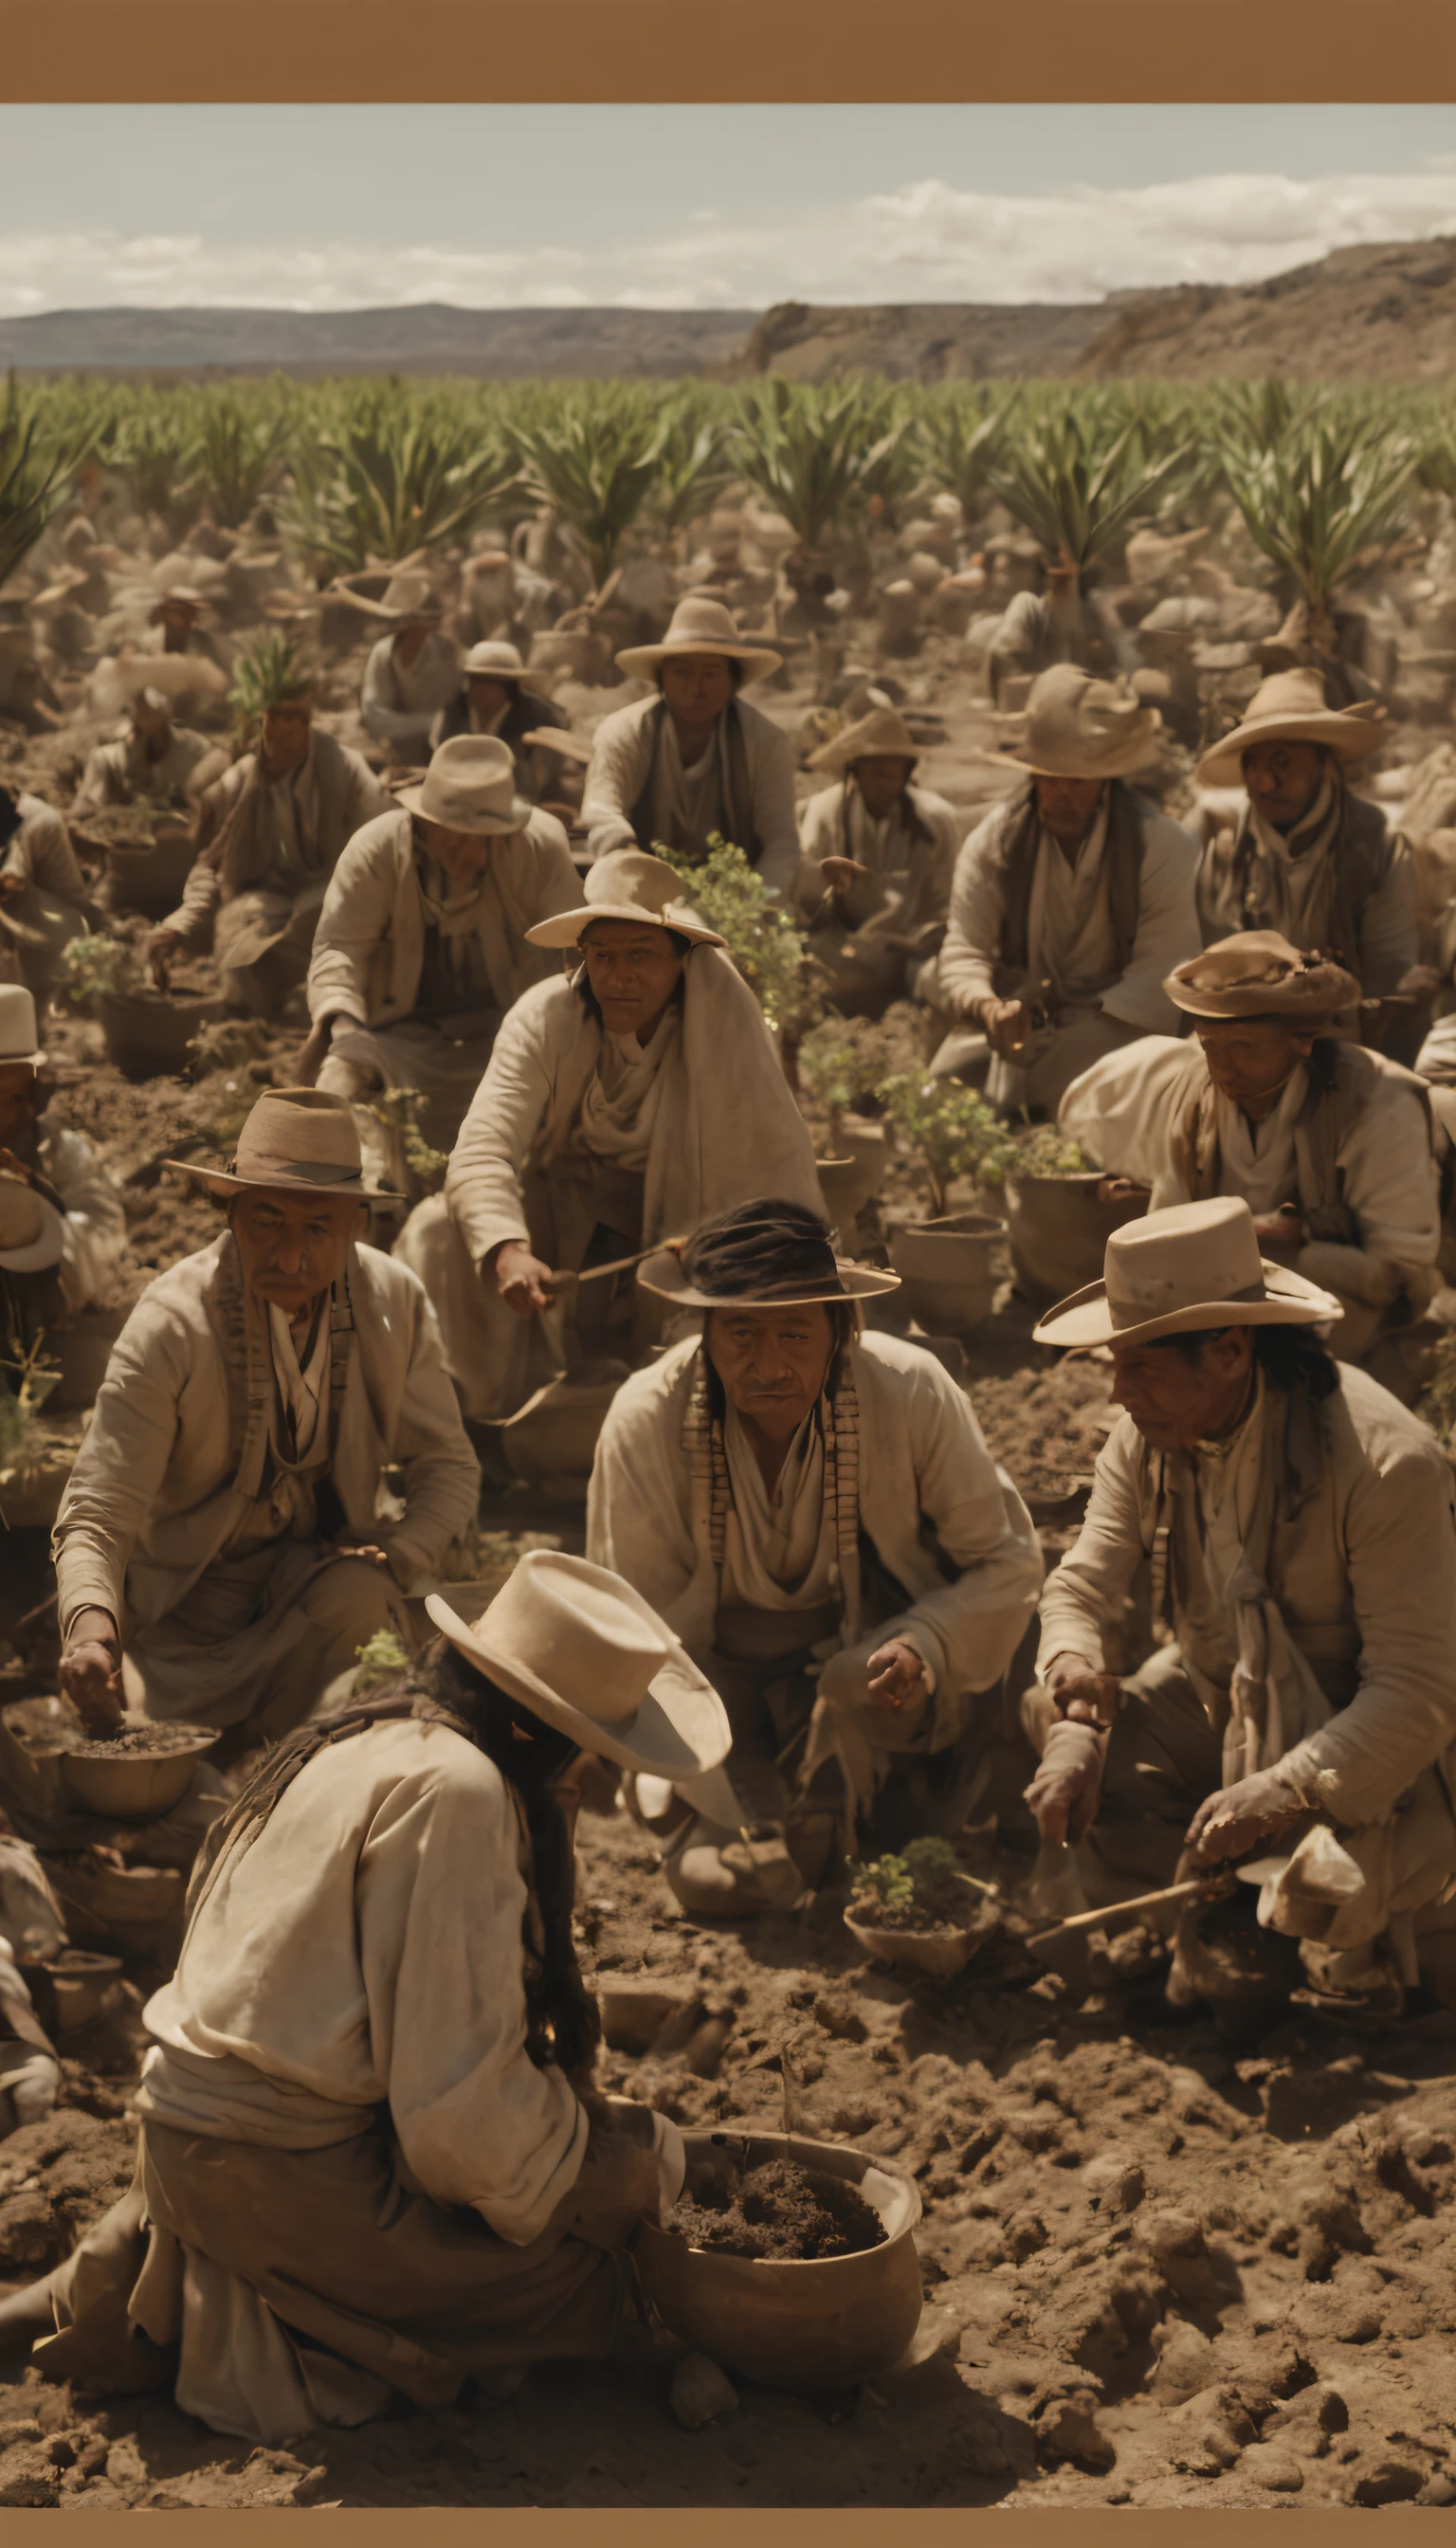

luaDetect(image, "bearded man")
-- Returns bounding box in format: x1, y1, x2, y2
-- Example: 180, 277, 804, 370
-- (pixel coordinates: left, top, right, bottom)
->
148, 668, 385, 1018
587, 1201, 1044, 1916
1022, 1197, 1456, 2015
931, 664, 1200, 1114
51, 1089, 479, 1751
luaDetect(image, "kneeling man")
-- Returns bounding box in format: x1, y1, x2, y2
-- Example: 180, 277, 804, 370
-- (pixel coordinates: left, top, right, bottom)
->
52, 1089, 480, 1749
589, 1200, 1044, 1914
1023, 1197, 1456, 2011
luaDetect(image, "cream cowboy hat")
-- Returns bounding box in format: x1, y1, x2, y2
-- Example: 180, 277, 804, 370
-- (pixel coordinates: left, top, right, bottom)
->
615, 594, 782, 685
462, 640, 528, 682
395, 735, 534, 836
806, 705, 919, 776
166, 1085, 403, 1203
0, 985, 45, 1068
524, 848, 723, 951
427, 1549, 731, 1780
1164, 930, 1360, 1025
1033, 1196, 1340, 1353
1195, 667, 1386, 789
330, 570, 445, 627
0, 1175, 64, 1274
637, 1204, 901, 1309
1001, 663, 1163, 780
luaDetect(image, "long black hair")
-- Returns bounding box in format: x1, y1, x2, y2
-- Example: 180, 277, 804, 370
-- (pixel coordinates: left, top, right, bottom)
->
1159, 1322, 1340, 1402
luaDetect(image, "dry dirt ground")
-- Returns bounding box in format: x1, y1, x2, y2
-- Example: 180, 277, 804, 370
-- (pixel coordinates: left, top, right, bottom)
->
2, 645, 1455, 2511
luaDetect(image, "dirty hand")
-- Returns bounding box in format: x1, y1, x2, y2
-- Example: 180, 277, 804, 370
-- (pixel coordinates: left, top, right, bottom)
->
59, 1609, 124, 1736
981, 997, 1033, 1060
819, 856, 870, 899
1024, 1719, 1105, 1847
0, 1149, 33, 1186
1251, 1208, 1307, 1257
1045, 1658, 1122, 1729
336, 1542, 391, 1568
144, 928, 180, 989
1185, 1767, 1305, 1866
295, 1016, 336, 1086
865, 1637, 930, 1713
493, 1242, 558, 1317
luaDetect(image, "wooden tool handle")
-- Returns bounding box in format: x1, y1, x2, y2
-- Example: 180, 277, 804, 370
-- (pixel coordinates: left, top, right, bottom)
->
1033, 1874, 1211, 1941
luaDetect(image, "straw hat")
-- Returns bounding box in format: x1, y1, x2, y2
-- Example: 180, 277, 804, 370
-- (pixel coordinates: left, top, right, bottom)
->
165, 1086, 402, 1202
426, 1549, 730, 1780
525, 848, 722, 952
1195, 667, 1387, 789
1002, 664, 1163, 780
637, 1205, 901, 1309
0, 1175, 64, 1274
806, 705, 919, 776
1165, 930, 1360, 1024
331, 571, 445, 627
0, 985, 45, 1068
1032, 1196, 1340, 1353
463, 640, 528, 682
147, 587, 211, 627
519, 727, 593, 767
615, 594, 782, 684
394, 735, 533, 836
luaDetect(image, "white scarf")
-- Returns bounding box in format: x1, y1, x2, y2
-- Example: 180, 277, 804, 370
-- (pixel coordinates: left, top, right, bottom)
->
1025, 791, 1117, 1008
1244, 767, 1341, 949
719, 1401, 838, 1612
1191, 1369, 1332, 1784
574, 1004, 682, 1167
1211, 1064, 1309, 1217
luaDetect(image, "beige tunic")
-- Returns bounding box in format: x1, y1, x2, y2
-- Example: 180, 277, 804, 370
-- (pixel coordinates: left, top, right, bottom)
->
359, 633, 463, 751
581, 690, 800, 901
72, 723, 217, 814
795, 779, 959, 947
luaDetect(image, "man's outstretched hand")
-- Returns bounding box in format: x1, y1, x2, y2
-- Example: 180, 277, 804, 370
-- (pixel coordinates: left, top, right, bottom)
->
59, 1608, 124, 1737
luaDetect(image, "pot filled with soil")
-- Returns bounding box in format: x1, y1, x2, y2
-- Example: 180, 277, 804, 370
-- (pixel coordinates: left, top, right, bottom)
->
814, 1114, 889, 1237
59, 1720, 220, 1823
844, 1835, 1000, 1979
98, 989, 223, 1081
632, 2127, 922, 2389
885, 1211, 1004, 1335
1001, 1135, 1150, 1301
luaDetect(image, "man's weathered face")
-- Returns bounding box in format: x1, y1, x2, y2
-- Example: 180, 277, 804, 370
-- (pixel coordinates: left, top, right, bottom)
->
1109, 1327, 1254, 1453
1195, 1015, 1313, 1109
0, 1062, 38, 1151
1243, 738, 1326, 832
468, 675, 515, 722
851, 754, 915, 820
261, 701, 313, 774
660, 654, 735, 726
705, 1302, 836, 1441
1034, 773, 1105, 848
580, 919, 685, 1039
133, 699, 173, 754
419, 817, 493, 884
228, 1188, 364, 1320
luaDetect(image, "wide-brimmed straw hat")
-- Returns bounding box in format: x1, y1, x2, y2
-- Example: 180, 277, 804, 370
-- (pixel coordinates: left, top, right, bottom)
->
1165, 930, 1360, 1025
0, 984, 45, 1068
463, 640, 528, 682
807, 705, 919, 776
395, 735, 533, 836
616, 594, 782, 684
331, 570, 445, 627
1002, 664, 1163, 780
1195, 667, 1386, 788
427, 1549, 730, 1779
0, 1175, 64, 1274
525, 848, 722, 951
1033, 1196, 1340, 1353
166, 1086, 403, 1203
637, 1204, 901, 1309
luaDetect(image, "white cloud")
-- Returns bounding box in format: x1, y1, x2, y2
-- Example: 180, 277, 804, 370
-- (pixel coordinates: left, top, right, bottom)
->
2, 167, 1455, 319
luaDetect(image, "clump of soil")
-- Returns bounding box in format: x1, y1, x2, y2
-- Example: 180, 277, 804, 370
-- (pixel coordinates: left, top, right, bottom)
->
66, 1725, 212, 1757
669, 2157, 887, 2262
970, 1358, 1116, 1502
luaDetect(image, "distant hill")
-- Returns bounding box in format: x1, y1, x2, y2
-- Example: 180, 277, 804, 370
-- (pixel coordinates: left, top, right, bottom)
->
5, 234, 1456, 383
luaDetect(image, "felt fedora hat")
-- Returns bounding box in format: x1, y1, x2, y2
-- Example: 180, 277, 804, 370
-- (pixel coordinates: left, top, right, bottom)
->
0, 1174, 64, 1275
166, 1085, 402, 1202
1002, 663, 1163, 780
463, 640, 528, 681
427, 1549, 731, 1780
525, 848, 723, 951
1195, 667, 1386, 788
330, 570, 446, 626
0, 984, 46, 1068
807, 704, 919, 776
395, 735, 534, 836
637, 1205, 901, 1309
1164, 929, 1360, 1024
615, 594, 782, 685
1032, 1195, 1340, 1353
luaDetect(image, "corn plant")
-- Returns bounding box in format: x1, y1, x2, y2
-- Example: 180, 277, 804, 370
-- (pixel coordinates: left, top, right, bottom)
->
228, 629, 313, 737
1220, 414, 1418, 611
284, 398, 519, 573
876, 1071, 1017, 1216
191, 391, 292, 530
508, 387, 668, 589
0, 377, 89, 592
987, 405, 1192, 581
730, 377, 914, 552
915, 385, 1021, 529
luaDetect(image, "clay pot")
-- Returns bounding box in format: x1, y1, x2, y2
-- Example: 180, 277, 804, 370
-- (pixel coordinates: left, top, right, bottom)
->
1004, 1171, 1149, 1302
101, 825, 195, 919
815, 1115, 888, 1235
37, 1951, 124, 2033
844, 1879, 998, 1979
632, 2128, 922, 2390
886, 1211, 1004, 1334
99, 990, 222, 1081
59, 1724, 219, 1824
